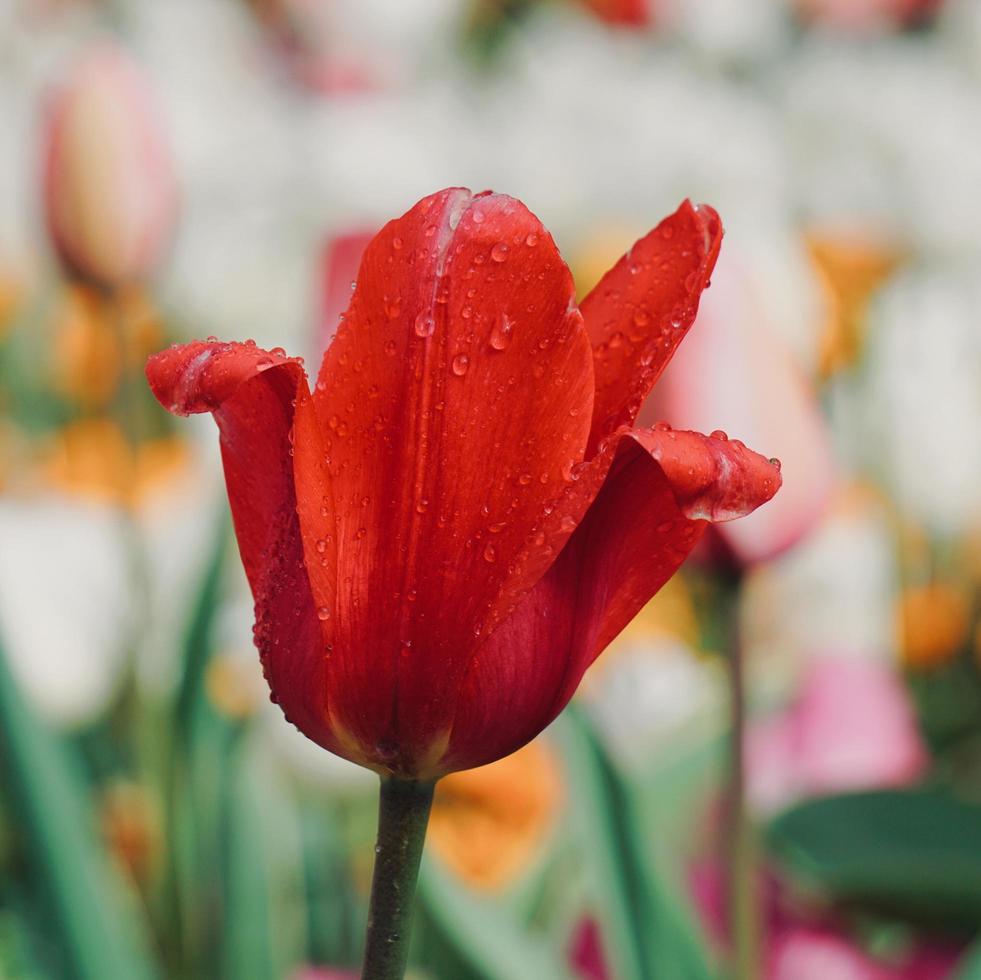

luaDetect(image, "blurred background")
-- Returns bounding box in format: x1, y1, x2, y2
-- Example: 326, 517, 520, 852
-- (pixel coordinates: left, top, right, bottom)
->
1, 0, 981, 977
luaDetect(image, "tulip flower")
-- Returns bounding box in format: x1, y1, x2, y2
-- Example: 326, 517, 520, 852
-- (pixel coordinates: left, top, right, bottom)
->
581, 0, 651, 27
42, 44, 178, 290
147, 187, 780, 978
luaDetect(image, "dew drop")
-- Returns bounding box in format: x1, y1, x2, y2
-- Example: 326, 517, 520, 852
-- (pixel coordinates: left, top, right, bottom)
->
490, 242, 510, 263
517, 472, 532, 486
710, 429, 728, 441
560, 515, 576, 532
384, 339, 397, 356
315, 539, 327, 554
483, 543, 497, 563
451, 354, 470, 376
768, 457, 782, 470
489, 313, 514, 351
414, 313, 436, 338
633, 309, 650, 328
317, 607, 331, 621
525, 232, 539, 247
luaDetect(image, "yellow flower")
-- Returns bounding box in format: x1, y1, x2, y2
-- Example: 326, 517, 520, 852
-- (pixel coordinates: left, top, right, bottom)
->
428, 739, 562, 891
807, 228, 901, 378
898, 583, 970, 671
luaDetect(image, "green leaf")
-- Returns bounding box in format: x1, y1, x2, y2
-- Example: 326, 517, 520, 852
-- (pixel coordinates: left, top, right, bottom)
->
557, 704, 716, 980
0, 632, 160, 980
415, 856, 572, 980
767, 787, 981, 930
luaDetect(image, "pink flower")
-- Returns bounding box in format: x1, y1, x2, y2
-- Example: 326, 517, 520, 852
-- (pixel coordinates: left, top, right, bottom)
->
770, 927, 959, 980
748, 656, 927, 814
795, 0, 943, 33
648, 249, 835, 566
42, 43, 178, 289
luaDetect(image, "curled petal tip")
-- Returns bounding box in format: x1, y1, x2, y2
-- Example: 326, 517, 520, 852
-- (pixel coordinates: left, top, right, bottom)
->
145, 340, 304, 416
634, 426, 782, 522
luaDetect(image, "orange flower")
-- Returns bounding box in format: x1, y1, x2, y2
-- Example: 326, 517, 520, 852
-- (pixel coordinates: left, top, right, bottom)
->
428, 740, 562, 891
898, 583, 970, 671
41, 417, 188, 506
807, 229, 901, 378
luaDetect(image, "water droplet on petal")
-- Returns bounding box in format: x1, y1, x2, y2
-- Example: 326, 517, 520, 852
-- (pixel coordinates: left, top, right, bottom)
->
711, 429, 728, 441
769, 457, 782, 470
317, 607, 331, 621
489, 313, 514, 351
490, 242, 510, 263
315, 539, 327, 554
518, 473, 532, 486
451, 354, 470, 376
560, 515, 576, 532
525, 232, 539, 247
414, 313, 436, 337
384, 339, 397, 356
483, 543, 497, 563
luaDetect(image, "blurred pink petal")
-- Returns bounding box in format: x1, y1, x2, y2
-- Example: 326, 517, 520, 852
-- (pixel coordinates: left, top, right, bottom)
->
290, 968, 357, 980
795, 0, 944, 33
648, 250, 835, 566
42, 42, 178, 289
748, 656, 927, 814
770, 927, 959, 980
795, 656, 927, 794
569, 916, 610, 980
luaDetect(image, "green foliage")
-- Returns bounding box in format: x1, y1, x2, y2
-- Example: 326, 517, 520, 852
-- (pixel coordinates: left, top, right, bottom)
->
768, 787, 981, 931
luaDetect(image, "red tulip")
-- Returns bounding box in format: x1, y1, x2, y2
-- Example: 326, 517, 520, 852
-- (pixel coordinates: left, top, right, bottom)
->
42, 43, 178, 289
146, 188, 780, 778
580, 0, 652, 27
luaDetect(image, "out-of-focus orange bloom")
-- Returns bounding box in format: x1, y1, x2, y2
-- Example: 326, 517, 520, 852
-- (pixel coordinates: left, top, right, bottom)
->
0, 266, 25, 341
807, 229, 901, 378
429, 739, 562, 891
50, 285, 164, 407
100, 781, 158, 880
898, 583, 970, 671
42, 417, 188, 506
206, 652, 264, 721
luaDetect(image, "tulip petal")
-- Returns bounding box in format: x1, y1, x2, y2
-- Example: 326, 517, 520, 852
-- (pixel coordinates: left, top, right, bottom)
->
439, 427, 780, 772
145, 341, 346, 758
291, 188, 596, 774
580, 201, 722, 454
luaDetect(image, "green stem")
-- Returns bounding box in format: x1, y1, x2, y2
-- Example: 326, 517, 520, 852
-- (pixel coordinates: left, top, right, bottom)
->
361, 776, 436, 980
725, 600, 759, 980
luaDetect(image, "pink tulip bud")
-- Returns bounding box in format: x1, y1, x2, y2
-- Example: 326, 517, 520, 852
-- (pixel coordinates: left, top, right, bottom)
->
648, 250, 836, 566
42, 43, 178, 289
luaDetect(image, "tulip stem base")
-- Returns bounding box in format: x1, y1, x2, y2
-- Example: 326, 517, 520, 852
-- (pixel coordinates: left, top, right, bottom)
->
361, 776, 435, 980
